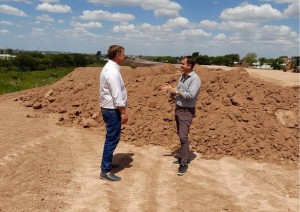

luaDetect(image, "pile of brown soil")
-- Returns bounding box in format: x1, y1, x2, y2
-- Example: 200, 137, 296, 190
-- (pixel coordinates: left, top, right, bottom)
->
16, 64, 299, 164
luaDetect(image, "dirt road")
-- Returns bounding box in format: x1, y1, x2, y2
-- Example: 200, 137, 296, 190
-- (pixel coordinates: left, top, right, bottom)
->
202, 65, 300, 87
0, 92, 299, 211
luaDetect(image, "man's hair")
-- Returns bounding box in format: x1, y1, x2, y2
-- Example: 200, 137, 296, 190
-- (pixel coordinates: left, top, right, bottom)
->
183, 56, 196, 69
107, 45, 124, 60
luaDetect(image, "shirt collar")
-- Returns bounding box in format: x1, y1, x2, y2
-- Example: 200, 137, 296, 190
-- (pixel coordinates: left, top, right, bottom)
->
108, 59, 120, 70
181, 70, 194, 78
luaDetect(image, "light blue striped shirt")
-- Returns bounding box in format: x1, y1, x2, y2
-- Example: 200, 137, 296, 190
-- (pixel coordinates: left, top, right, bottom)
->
175, 71, 201, 108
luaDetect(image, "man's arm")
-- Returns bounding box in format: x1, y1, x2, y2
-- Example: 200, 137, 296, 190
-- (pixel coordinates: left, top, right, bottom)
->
118, 106, 128, 124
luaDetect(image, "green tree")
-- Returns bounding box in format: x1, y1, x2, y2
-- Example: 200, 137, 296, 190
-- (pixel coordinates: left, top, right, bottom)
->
244, 52, 257, 65
224, 54, 240, 66
5, 48, 13, 55
192, 52, 199, 57
195, 55, 211, 65
14, 53, 38, 71
271, 57, 284, 70
72, 54, 87, 67
259, 57, 268, 66
50, 54, 73, 68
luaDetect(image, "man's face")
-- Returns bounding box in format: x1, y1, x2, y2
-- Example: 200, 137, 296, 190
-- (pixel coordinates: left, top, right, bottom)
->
180, 58, 191, 73
116, 50, 125, 64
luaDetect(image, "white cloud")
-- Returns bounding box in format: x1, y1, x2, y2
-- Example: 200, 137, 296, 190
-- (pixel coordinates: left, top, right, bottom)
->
71, 21, 103, 29
57, 27, 101, 40
113, 23, 137, 33
36, 14, 55, 23
221, 23, 298, 50
214, 33, 226, 41
140, 23, 171, 33
57, 19, 64, 24
154, 8, 178, 17
0, 20, 13, 25
261, 25, 297, 37
0, 0, 32, 4
200, 20, 218, 28
200, 20, 259, 31
220, 3, 283, 22
164, 17, 189, 28
80, 10, 135, 22
87, 0, 181, 17
36, 2, 72, 13
181, 29, 212, 37
219, 21, 259, 30
0, 4, 27, 16
260, 0, 297, 3
0, 29, 9, 34
31, 27, 46, 36
284, 2, 299, 17
39, 0, 59, 2
17, 35, 26, 38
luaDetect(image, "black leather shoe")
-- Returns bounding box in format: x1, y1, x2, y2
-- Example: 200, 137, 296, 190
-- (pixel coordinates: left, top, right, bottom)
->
112, 163, 120, 168
100, 172, 121, 181
178, 165, 188, 176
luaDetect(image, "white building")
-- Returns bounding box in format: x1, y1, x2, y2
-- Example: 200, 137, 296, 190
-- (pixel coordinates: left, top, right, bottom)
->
0, 54, 16, 59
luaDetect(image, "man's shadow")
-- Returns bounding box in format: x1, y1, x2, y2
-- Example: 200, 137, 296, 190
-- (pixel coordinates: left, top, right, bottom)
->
164, 148, 197, 163
111, 152, 134, 174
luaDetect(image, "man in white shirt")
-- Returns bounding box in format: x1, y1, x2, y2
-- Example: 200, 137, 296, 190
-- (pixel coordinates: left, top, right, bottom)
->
99, 45, 128, 181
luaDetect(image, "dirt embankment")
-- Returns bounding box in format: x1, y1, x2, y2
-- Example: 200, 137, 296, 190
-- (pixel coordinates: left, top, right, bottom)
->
16, 64, 299, 164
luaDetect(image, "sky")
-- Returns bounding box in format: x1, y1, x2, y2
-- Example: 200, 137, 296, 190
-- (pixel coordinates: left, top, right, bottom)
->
0, 0, 299, 58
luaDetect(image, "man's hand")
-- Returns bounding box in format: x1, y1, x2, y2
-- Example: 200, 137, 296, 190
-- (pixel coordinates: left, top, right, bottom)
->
161, 83, 176, 93
121, 113, 128, 124
118, 107, 128, 124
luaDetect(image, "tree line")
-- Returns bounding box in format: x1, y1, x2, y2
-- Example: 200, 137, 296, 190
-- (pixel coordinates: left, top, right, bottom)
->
1, 48, 288, 72
0, 50, 106, 72
149, 52, 286, 70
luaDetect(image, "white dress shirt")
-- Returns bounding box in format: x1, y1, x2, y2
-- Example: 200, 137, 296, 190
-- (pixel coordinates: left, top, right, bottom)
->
100, 60, 127, 109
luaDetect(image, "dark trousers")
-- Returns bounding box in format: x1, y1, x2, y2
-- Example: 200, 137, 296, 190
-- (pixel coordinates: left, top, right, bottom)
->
101, 108, 121, 173
175, 107, 195, 165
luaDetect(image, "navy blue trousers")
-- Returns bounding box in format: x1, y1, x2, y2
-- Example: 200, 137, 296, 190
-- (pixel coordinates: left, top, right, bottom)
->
101, 108, 121, 173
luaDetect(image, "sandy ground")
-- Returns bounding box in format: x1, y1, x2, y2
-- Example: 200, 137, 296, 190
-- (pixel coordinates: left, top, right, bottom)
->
245, 68, 300, 87
0, 64, 299, 211
203, 65, 300, 87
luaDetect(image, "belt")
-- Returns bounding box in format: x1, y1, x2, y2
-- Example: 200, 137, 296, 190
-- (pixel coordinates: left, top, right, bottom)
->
176, 105, 195, 110
101, 107, 117, 111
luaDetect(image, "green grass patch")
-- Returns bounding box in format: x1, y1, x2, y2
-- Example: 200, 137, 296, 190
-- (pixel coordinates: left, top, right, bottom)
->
0, 68, 74, 95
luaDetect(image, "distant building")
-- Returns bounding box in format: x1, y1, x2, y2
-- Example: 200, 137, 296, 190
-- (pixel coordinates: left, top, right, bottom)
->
0, 54, 16, 59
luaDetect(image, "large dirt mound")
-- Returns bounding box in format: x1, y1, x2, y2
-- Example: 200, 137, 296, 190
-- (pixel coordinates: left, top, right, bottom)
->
16, 64, 299, 164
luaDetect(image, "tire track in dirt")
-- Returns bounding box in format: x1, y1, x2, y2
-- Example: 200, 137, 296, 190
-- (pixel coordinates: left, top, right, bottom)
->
64, 136, 181, 212
0, 133, 57, 166
63, 127, 110, 211
189, 157, 299, 211
122, 146, 175, 212
155, 151, 179, 211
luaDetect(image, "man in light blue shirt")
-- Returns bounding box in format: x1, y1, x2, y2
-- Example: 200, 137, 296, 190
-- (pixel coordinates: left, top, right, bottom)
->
99, 45, 128, 181
161, 56, 201, 176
